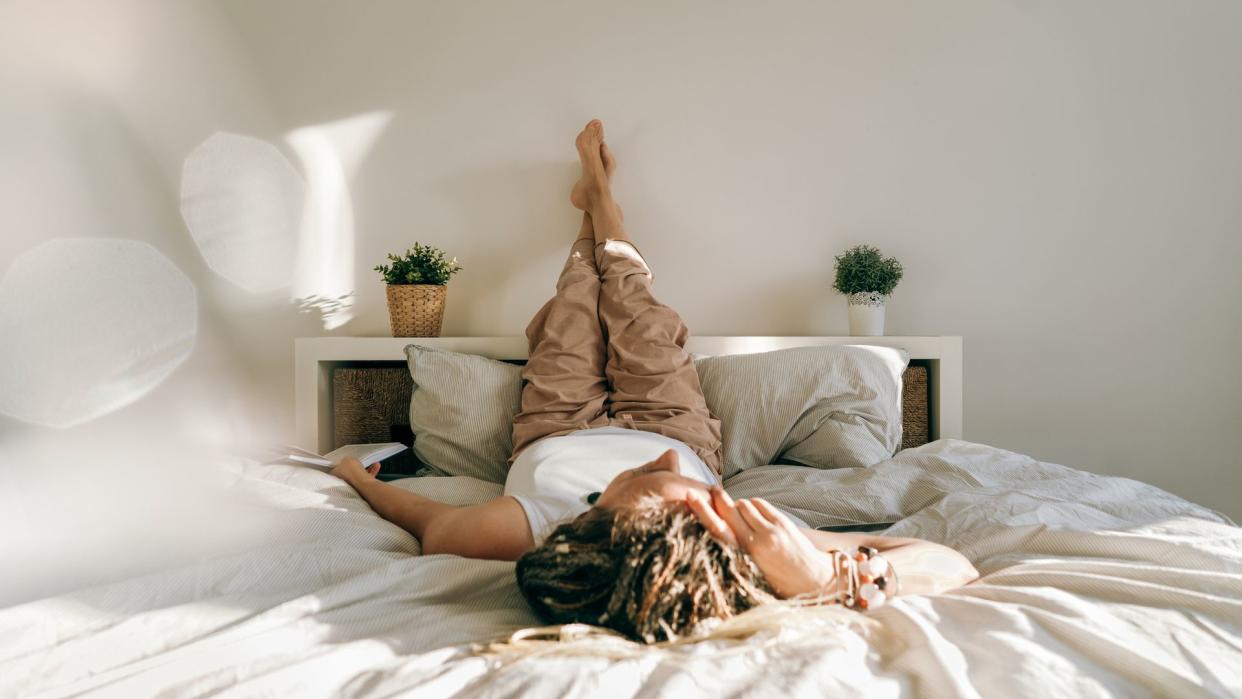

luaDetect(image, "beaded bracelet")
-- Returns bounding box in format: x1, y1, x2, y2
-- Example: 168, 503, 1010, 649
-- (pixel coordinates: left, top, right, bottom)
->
819, 546, 899, 610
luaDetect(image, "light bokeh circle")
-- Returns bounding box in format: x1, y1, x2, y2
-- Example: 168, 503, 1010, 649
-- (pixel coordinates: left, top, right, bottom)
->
181, 132, 305, 293
0, 238, 197, 428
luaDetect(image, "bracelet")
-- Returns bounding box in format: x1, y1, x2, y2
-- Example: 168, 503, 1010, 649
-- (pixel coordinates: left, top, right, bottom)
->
822, 546, 899, 610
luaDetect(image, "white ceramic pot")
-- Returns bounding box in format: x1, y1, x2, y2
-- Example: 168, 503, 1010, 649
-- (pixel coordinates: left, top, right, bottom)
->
847, 292, 887, 336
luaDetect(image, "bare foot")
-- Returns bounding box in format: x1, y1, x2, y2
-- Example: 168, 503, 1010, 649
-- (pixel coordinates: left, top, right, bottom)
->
600, 141, 623, 221
602, 141, 617, 178
570, 119, 611, 211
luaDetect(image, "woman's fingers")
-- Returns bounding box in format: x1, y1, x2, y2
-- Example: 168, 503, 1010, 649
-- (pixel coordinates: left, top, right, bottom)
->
711, 487, 752, 539
686, 490, 738, 546
366, 463, 381, 476
737, 499, 774, 531
751, 498, 795, 531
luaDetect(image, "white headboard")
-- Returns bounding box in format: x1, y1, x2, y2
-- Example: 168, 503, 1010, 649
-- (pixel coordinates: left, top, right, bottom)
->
294, 336, 962, 453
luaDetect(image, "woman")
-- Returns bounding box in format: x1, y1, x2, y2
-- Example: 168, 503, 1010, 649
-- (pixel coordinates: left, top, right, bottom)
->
331, 120, 977, 641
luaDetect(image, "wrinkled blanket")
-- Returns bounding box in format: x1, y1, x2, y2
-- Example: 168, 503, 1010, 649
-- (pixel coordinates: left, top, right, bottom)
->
3, 440, 1239, 698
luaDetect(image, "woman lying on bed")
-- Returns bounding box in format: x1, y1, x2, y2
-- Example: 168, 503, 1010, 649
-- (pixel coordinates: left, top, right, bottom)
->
331, 120, 977, 642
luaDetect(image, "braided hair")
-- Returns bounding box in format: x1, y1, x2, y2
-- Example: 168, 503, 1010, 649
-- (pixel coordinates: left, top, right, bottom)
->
514, 497, 776, 643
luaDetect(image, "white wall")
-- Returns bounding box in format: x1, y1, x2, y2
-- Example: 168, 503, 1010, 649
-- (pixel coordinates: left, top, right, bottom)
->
3, 1, 1239, 524
219, 0, 1242, 519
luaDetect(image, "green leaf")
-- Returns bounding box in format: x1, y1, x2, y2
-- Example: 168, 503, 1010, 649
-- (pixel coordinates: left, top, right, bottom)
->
376, 241, 463, 285
832, 244, 903, 295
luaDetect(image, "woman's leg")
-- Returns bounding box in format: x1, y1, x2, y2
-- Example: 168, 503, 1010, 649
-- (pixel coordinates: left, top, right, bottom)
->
571, 120, 724, 475
508, 213, 611, 464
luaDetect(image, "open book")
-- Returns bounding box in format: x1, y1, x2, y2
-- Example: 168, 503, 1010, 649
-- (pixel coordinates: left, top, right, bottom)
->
285, 443, 408, 471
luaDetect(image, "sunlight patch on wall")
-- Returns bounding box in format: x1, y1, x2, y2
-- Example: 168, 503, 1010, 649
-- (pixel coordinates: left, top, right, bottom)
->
0, 239, 197, 428
180, 132, 306, 293
286, 111, 393, 330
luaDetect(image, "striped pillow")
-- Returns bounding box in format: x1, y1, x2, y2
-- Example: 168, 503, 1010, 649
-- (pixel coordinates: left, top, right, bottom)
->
695, 345, 909, 478
406, 344, 908, 484
406, 344, 523, 483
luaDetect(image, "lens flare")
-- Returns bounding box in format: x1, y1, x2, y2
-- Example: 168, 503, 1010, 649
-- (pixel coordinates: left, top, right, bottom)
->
181, 132, 305, 293
0, 238, 197, 428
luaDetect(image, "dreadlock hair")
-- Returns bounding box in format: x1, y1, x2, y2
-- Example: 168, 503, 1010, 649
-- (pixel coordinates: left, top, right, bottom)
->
514, 496, 777, 644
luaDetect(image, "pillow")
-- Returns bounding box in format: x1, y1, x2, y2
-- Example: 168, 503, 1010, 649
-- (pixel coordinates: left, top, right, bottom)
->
695, 345, 908, 478
405, 344, 523, 483
405, 343, 908, 484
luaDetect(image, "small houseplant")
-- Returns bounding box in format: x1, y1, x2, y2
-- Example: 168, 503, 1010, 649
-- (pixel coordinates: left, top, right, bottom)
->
375, 243, 462, 337
833, 244, 903, 336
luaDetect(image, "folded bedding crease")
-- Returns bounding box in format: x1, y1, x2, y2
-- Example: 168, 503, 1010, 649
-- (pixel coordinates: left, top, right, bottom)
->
3, 439, 1239, 698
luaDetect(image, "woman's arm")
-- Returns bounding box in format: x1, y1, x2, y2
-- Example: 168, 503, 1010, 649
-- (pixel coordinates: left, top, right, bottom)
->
800, 529, 979, 596
329, 458, 534, 561
686, 487, 978, 599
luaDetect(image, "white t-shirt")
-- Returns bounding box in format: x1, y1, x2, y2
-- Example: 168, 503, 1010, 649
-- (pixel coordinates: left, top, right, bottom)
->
504, 427, 719, 545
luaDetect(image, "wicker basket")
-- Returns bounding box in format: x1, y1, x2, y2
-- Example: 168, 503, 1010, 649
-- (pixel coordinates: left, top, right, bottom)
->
385, 284, 447, 337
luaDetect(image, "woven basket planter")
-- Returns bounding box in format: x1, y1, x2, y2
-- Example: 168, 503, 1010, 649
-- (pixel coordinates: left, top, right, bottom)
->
386, 284, 447, 337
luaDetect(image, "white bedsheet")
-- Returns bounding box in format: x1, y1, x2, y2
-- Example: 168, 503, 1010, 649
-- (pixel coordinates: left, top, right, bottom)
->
3, 440, 1240, 698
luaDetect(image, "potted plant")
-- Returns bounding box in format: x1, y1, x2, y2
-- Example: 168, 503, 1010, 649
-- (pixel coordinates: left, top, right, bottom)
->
374, 243, 462, 337
833, 244, 903, 336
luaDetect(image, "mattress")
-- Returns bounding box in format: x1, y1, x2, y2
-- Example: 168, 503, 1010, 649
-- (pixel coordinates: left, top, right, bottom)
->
3, 440, 1239, 697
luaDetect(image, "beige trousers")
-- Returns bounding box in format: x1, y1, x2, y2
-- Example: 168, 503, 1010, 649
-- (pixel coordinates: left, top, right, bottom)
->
509, 237, 724, 475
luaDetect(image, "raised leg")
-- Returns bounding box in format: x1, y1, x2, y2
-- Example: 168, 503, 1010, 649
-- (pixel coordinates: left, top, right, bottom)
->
508, 215, 610, 464
571, 120, 724, 475
595, 241, 724, 475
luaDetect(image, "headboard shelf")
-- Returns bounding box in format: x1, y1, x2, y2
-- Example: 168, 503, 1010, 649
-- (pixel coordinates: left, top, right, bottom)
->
295, 336, 963, 456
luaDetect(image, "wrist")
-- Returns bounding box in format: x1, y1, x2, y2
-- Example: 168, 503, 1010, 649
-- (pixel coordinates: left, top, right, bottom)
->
812, 547, 897, 610
809, 553, 839, 595
340, 469, 368, 490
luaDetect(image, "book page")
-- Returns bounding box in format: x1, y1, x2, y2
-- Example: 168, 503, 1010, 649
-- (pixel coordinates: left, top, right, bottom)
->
321, 442, 407, 466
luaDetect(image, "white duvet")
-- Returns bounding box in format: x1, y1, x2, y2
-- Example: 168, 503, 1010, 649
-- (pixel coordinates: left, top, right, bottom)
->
3, 440, 1240, 698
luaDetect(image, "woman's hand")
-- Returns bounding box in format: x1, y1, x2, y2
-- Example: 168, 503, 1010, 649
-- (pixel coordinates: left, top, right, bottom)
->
329, 456, 381, 486
687, 488, 838, 599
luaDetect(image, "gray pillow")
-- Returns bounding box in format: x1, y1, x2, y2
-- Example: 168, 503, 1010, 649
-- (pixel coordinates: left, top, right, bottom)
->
695, 345, 909, 478
405, 343, 907, 484
405, 344, 523, 483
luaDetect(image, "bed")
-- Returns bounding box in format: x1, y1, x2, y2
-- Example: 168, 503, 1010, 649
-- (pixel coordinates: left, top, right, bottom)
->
3, 337, 1239, 698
